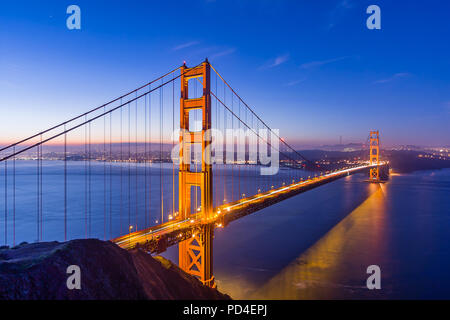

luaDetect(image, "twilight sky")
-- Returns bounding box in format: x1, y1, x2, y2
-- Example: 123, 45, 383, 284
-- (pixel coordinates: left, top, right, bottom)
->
0, 0, 449, 147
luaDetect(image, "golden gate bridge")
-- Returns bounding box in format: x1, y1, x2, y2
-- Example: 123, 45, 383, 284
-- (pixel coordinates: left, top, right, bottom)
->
0, 59, 388, 288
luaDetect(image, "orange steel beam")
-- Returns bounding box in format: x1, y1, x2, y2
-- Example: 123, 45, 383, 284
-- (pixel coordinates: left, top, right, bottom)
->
178, 59, 215, 288
369, 130, 380, 182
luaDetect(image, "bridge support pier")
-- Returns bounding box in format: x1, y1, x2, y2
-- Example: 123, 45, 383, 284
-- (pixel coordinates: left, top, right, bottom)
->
178, 60, 215, 287
179, 225, 214, 287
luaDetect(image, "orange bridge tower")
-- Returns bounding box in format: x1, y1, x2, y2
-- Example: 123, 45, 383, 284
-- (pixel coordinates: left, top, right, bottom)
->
369, 130, 380, 182
178, 60, 215, 288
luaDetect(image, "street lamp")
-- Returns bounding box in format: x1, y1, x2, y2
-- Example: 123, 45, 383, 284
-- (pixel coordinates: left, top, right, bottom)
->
128, 225, 133, 247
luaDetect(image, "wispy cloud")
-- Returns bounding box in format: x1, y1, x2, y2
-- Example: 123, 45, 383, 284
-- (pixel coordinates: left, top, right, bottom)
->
328, 0, 354, 29
259, 54, 290, 70
210, 48, 236, 59
285, 79, 306, 87
172, 41, 200, 51
373, 73, 411, 84
300, 56, 349, 69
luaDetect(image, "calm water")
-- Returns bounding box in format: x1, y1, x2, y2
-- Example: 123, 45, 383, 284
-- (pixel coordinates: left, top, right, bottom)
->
1, 161, 450, 299
165, 169, 450, 299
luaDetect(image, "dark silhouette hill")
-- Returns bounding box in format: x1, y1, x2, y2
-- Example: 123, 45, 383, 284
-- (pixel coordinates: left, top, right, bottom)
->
0, 239, 230, 300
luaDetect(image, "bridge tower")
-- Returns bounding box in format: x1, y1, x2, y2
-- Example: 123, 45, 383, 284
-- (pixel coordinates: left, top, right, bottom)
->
369, 130, 380, 182
178, 60, 215, 287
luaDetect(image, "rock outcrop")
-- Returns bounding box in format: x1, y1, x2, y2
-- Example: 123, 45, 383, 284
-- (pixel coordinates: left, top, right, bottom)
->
0, 239, 230, 300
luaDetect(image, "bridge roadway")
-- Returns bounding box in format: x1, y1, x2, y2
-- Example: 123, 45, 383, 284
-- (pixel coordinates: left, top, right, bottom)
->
112, 162, 387, 253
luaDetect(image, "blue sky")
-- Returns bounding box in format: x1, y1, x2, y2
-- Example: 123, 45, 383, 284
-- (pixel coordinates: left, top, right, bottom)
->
0, 0, 449, 147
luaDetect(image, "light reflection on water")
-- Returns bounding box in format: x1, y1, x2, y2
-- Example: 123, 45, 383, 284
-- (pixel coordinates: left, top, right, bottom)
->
248, 183, 389, 299
165, 169, 450, 299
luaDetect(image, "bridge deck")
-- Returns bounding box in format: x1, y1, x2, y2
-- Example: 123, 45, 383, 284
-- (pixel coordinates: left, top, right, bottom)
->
112, 163, 387, 253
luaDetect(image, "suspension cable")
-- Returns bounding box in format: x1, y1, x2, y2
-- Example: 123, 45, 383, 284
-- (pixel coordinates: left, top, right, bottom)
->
210, 64, 316, 167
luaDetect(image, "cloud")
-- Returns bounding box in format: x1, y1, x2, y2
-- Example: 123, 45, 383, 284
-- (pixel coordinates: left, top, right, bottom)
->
373, 73, 411, 84
210, 48, 236, 59
259, 54, 290, 70
271, 54, 290, 67
285, 79, 306, 87
300, 56, 349, 69
328, 0, 354, 29
172, 41, 200, 51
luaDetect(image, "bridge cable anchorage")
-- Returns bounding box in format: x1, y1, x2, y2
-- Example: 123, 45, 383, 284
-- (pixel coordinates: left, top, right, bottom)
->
209, 64, 318, 169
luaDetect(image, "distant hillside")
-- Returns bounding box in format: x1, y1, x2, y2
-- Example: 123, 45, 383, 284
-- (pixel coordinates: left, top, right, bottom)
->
0, 239, 230, 300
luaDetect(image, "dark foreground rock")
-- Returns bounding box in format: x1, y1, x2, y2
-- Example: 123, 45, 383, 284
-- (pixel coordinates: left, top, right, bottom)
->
0, 239, 230, 300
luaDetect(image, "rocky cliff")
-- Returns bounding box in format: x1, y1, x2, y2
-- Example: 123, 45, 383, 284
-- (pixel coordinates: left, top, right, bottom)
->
0, 239, 230, 300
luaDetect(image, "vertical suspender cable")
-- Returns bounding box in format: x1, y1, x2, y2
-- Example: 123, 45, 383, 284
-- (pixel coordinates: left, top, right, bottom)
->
135, 93, 138, 230
84, 115, 87, 238
88, 123, 91, 238
13, 146, 15, 246
104, 107, 106, 240
172, 73, 175, 217
128, 102, 131, 231
160, 80, 164, 223
145, 88, 148, 228
109, 111, 112, 239
120, 99, 123, 234
64, 125, 67, 241
4, 160, 7, 245
148, 85, 153, 225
